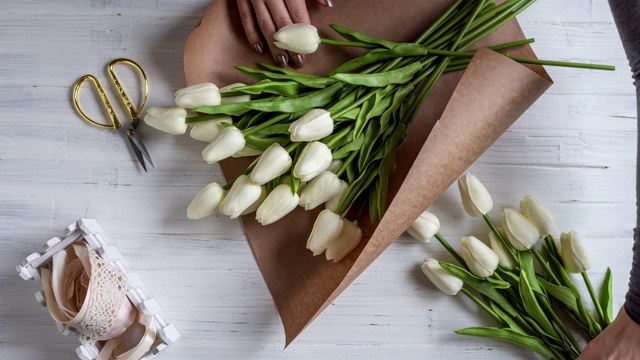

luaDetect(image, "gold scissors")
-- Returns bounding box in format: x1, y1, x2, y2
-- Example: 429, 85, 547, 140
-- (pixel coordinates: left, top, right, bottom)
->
72, 58, 154, 172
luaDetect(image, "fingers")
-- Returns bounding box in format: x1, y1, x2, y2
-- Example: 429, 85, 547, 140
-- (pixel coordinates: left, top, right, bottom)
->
237, 0, 264, 54
252, 0, 291, 66
312, 0, 334, 7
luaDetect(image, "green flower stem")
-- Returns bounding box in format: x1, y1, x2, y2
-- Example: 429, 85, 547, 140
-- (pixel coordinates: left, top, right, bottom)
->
545, 235, 560, 258
460, 288, 503, 324
541, 301, 583, 353
582, 271, 607, 327
185, 114, 225, 124
434, 233, 467, 268
414, 0, 465, 43
334, 150, 357, 177
482, 214, 519, 266
320, 38, 377, 49
507, 56, 616, 71
530, 248, 562, 286
458, 0, 535, 49
325, 126, 351, 148
243, 113, 289, 136
284, 142, 299, 153
332, 88, 381, 119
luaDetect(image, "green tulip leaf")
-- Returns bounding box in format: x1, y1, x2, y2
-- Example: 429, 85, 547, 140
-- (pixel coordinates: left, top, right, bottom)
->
455, 327, 554, 359
230, 80, 307, 96
247, 83, 343, 113
332, 62, 423, 87
331, 134, 365, 160
440, 262, 518, 317
330, 44, 431, 75
236, 65, 335, 88
329, 23, 398, 49
518, 270, 559, 339
354, 95, 375, 140
536, 276, 579, 313
600, 267, 614, 325
519, 251, 544, 295
489, 301, 525, 334
244, 135, 289, 151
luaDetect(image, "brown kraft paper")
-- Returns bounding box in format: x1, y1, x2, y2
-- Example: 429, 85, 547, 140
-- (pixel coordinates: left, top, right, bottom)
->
183, 0, 553, 346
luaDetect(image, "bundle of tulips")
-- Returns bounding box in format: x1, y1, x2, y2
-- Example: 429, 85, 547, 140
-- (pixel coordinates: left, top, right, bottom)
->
409, 173, 612, 359
144, 0, 613, 263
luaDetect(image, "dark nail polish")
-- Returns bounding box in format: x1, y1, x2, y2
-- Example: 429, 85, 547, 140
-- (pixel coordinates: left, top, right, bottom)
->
292, 54, 304, 68
277, 55, 288, 67
253, 43, 263, 53
325, 0, 334, 7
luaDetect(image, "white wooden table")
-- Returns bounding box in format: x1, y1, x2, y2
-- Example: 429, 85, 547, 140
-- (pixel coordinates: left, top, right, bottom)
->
0, 0, 635, 359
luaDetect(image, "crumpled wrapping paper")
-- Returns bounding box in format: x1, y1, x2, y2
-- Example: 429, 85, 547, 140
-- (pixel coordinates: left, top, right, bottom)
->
183, 0, 552, 345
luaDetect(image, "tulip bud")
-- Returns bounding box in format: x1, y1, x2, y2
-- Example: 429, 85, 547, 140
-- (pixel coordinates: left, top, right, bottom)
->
250, 144, 293, 185
175, 83, 221, 108
241, 185, 267, 216
559, 230, 591, 273
307, 209, 344, 256
406, 211, 440, 243
273, 23, 321, 54
220, 83, 251, 104
325, 180, 349, 213
190, 116, 232, 142
186, 182, 226, 220
144, 107, 188, 135
500, 208, 541, 251
293, 141, 332, 182
232, 146, 263, 158
299, 171, 342, 210
326, 219, 362, 262
458, 173, 493, 217
218, 175, 262, 219
421, 259, 464, 296
256, 184, 300, 225
202, 126, 246, 164
461, 236, 499, 278
520, 195, 554, 237
328, 159, 343, 174
289, 109, 334, 142
489, 228, 516, 268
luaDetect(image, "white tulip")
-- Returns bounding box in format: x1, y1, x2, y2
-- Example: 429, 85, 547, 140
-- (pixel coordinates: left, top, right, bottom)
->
461, 236, 499, 278
489, 228, 516, 268
175, 83, 221, 108
256, 184, 299, 225
520, 195, 554, 237
289, 109, 334, 142
143, 107, 188, 135
232, 146, 263, 157
299, 171, 342, 210
326, 219, 362, 262
293, 141, 332, 182
328, 159, 343, 174
186, 182, 226, 220
273, 23, 321, 54
458, 173, 493, 217
240, 185, 267, 216
250, 144, 292, 185
500, 208, 541, 251
325, 180, 349, 213
307, 209, 344, 256
406, 211, 440, 243
202, 126, 246, 164
218, 175, 262, 219
559, 230, 591, 273
190, 116, 232, 142
421, 259, 464, 296
220, 83, 251, 104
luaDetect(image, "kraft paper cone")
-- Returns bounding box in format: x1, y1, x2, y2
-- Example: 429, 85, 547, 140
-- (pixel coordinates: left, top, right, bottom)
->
183, 0, 552, 346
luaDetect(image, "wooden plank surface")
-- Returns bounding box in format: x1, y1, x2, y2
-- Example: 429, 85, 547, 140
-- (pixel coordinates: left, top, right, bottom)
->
0, 0, 635, 359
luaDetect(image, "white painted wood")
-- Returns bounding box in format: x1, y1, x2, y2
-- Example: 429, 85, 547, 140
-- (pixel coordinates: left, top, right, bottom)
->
0, 0, 635, 359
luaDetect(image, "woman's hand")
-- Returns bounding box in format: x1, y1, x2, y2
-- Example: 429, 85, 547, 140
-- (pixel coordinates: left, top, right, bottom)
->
236, 0, 333, 67
578, 306, 640, 359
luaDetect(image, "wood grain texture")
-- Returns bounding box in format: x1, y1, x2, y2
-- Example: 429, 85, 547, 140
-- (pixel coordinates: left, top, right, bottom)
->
0, 0, 635, 359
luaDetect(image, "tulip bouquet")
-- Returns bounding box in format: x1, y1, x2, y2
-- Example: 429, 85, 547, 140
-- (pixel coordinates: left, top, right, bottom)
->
145, 0, 613, 263
412, 173, 613, 359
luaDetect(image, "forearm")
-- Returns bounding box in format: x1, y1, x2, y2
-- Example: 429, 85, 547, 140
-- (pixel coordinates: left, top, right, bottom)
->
608, 0, 640, 325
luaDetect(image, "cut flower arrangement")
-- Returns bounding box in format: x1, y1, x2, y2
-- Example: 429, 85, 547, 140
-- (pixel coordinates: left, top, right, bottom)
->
145, 0, 613, 263
412, 173, 613, 359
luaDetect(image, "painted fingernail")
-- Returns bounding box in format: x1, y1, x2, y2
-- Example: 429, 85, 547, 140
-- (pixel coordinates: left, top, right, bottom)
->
253, 43, 263, 53
325, 0, 334, 7
292, 54, 304, 68
277, 55, 288, 67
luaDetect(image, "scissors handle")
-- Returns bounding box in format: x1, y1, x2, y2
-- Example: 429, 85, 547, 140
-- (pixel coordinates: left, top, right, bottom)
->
107, 58, 148, 120
72, 74, 121, 129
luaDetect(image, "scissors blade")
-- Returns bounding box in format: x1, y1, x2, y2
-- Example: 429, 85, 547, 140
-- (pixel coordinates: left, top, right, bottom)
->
130, 118, 154, 168
117, 125, 150, 172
